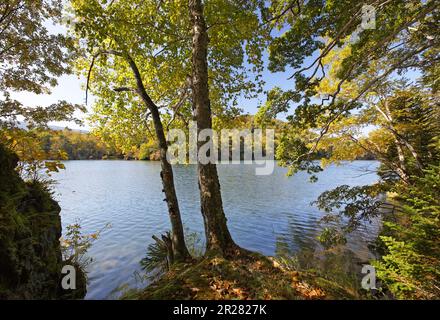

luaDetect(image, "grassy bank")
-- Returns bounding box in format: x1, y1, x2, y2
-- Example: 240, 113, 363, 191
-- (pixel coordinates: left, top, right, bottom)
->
122, 252, 359, 300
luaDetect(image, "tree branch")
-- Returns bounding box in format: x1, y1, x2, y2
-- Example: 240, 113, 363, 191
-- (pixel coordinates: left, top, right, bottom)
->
85, 50, 123, 105
113, 86, 137, 93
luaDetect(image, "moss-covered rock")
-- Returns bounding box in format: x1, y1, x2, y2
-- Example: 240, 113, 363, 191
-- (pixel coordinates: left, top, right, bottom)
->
0, 144, 85, 299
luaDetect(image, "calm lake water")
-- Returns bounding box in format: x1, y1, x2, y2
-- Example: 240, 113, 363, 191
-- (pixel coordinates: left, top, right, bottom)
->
53, 160, 380, 299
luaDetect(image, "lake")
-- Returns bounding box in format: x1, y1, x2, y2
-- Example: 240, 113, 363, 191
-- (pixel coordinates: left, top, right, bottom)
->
53, 160, 380, 299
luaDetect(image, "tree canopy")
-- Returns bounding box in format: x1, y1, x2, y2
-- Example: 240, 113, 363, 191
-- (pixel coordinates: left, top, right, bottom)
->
0, 0, 85, 128
69, 0, 267, 145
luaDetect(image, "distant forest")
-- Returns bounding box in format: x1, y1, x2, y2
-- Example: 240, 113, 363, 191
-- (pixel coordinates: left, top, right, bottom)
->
21, 125, 376, 162
40, 129, 123, 160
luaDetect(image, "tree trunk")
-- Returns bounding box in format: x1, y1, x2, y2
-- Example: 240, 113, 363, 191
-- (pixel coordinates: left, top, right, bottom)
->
394, 139, 411, 184
126, 55, 190, 261
189, 0, 239, 256
376, 102, 422, 181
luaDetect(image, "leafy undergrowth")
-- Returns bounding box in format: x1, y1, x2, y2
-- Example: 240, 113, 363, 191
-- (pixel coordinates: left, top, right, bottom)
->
124, 252, 356, 300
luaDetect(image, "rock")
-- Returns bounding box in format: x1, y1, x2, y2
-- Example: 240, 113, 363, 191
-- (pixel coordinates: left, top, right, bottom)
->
0, 144, 86, 299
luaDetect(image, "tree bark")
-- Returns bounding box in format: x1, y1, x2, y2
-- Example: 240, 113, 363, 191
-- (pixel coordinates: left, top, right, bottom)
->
375, 102, 422, 182
189, 0, 239, 256
394, 139, 411, 184
125, 54, 190, 261
382, 102, 423, 170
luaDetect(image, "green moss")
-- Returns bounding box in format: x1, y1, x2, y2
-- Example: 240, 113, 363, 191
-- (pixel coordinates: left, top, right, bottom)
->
0, 144, 83, 299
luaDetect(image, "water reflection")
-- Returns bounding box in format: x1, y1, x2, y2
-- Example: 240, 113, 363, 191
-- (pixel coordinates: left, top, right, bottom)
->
54, 160, 380, 299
